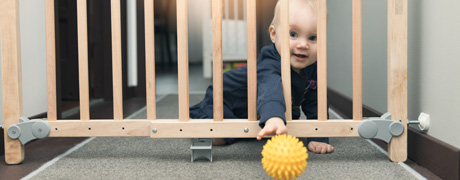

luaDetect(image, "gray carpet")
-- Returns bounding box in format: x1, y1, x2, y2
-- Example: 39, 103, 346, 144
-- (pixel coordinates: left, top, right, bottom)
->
29, 94, 418, 180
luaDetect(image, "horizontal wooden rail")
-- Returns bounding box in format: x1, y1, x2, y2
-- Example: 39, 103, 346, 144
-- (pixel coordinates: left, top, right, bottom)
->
47, 120, 360, 138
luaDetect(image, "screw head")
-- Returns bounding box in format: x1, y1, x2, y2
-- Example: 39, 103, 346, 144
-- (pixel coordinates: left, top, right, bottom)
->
244, 128, 249, 133
152, 128, 157, 133
7, 125, 21, 139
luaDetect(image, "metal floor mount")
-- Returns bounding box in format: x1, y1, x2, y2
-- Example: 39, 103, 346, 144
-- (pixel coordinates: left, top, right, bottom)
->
190, 138, 214, 162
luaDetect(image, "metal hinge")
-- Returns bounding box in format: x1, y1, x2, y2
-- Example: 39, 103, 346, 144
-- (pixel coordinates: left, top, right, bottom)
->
358, 112, 430, 143
6, 117, 50, 145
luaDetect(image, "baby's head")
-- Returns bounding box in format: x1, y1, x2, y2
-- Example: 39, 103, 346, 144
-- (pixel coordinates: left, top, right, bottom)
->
269, 0, 318, 74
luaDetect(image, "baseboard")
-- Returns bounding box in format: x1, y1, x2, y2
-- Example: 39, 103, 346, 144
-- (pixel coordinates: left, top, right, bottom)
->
1, 128, 4, 156
328, 88, 460, 180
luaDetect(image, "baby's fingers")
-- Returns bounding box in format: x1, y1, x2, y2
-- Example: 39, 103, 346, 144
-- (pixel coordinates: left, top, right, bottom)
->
257, 129, 266, 140
257, 126, 276, 140
275, 126, 287, 135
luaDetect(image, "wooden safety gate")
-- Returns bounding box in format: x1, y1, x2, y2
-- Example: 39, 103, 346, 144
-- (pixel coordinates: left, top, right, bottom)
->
1, 0, 407, 164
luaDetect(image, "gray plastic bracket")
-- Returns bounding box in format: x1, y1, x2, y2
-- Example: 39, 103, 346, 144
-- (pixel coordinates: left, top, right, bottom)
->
190, 138, 214, 162
358, 112, 404, 143
7, 117, 51, 145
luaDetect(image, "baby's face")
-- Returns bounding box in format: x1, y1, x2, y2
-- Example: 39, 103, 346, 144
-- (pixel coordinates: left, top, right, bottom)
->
271, 3, 318, 74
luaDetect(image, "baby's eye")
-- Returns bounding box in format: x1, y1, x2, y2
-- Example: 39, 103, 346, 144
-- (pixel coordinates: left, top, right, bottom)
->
309, 36, 317, 41
290, 32, 298, 38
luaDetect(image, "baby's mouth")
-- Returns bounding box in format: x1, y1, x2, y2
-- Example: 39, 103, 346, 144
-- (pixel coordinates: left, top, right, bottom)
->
293, 53, 307, 59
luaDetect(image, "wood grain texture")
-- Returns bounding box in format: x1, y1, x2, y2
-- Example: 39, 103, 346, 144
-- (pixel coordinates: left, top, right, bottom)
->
280, 0, 292, 121
150, 120, 359, 138
49, 120, 151, 137
111, 0, 123, 120
0, 0, 24, 164
45, 0, 57, 121
387, 0, 408, 162
212, 0, 223, 121
246, 0, 257, 121
77, 0, 90, 120
352, 0, 363, 120
151, 119, 358, 138
46, 120, 359, 138
317, 0, 327, 121
144, 0, 156, 120
177, 0, 190, 121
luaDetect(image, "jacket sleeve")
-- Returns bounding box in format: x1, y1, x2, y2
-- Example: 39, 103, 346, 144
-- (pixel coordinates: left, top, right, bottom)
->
257, 58, 286, 128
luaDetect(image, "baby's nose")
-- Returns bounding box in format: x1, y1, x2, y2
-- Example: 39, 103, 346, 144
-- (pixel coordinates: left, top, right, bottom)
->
297, 40, 309, 49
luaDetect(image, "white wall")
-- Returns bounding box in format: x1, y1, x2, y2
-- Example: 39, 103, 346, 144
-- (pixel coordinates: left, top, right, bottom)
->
188, 0, 204, 63
327, 0, 460, 149
0, 0, 47, 125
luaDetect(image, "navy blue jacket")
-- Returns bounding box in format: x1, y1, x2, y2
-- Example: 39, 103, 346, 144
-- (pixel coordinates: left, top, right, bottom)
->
190, 44, 327, 128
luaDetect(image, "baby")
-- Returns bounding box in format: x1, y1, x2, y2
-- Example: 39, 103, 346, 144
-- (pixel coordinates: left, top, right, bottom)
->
190, 0, 333, 154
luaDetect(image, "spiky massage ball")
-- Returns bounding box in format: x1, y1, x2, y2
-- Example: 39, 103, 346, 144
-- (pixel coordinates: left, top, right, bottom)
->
261, 134, 308, 180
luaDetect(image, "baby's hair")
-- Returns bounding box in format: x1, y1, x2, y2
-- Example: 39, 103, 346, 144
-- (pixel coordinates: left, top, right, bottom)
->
269, 0, 317, 30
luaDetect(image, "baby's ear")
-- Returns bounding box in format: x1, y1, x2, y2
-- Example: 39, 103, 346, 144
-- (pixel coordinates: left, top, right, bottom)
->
269, 25, 276, 43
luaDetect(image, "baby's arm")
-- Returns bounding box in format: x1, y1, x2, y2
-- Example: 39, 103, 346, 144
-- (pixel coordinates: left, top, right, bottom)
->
256, 117, 287, 140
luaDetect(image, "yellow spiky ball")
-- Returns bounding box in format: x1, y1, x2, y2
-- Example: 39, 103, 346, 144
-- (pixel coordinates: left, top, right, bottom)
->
261, 134, 308, 180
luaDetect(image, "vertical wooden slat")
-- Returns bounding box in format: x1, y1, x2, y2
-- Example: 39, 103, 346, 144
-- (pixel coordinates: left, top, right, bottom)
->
246, 0, 257, 121
111, 0, 123, 120
177, 0, 190, 121
388, 0, 408, 162
1, 0, 24, 164
213, 0, 224, 121
77, 0, 90, 120
234, 0, 238, 20
243, 0, 247, 21
224, 0, 229, 51
280, 0, 291, 121
352, 0, 363, 121
45, 0, 57, 121
145, 0, 156, 120
317, 0, 327, 121
233, 0, 238, 55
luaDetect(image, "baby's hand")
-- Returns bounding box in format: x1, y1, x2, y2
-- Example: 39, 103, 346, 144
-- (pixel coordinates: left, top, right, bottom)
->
257, 117, 287, 140
307, 141, 334, 154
